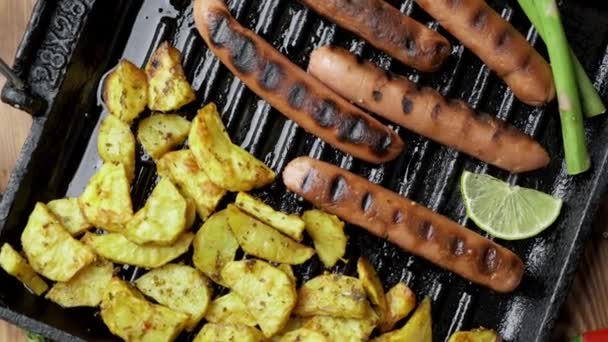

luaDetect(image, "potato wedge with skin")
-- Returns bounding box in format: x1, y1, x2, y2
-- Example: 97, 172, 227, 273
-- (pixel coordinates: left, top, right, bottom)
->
101, 278, 188, 342
47, 198, 91, 236
304, 316, 375, 342
125, 178, 188, 245
302, 210, 347, 268
293, 274, 370, 319
0, 243, 48, 295
146, 42, 196, 112
193, 323, 265, 342
135, 264, 211, 331
226, 205, 314, 265
97, 115, 136, 182
221, 259, 297, 337
371, 297, 432, 342
103, 59, 148, 124
83, 232, 193, 268
379, 282, 416, 332
235, 192, 305, 241
137, 114, 191, 160
21, 203, 96, 282
189, 103, 275, 192
157, 150, 226, 220
357, 257, 387, 316
204, 292, 257, 327
46, 259, 113, 307
192, 210, 239, 285
448, 328, 500, 342
279, 329, 328, 342
79, 163, 133, 232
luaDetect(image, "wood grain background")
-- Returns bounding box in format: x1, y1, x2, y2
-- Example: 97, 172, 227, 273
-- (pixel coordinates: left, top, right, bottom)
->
0, 1, 605, 341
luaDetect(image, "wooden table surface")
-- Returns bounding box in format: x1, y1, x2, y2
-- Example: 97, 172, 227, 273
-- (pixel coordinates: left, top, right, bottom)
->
0, 1, 606, 341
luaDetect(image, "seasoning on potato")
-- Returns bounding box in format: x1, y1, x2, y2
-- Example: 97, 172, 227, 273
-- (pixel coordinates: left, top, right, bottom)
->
0, 243, 48, 295
226, 205, 315, 265
97, 115, 136, 182
303, 315, 376, 341
157, 150, 226, 220
189, 103, 275, 192
103, 59, 148, 124
146, 42, 196, 112
124, 178, 189, 246
137, 114, 191, 160
302, 210, 347, 268
134, 264, 211, 331
21, 203, 96, 282
83, 232, 193, 268
371, 297, 432, 342
279, 328, 328, 342
100, 278, 188, 341
221, 259, 297, 337
78, 162, 133, 232
204, 292, 257, 327
192, 209, 239, 285
193, 323, 265, 342
46, 259, 113, 308
46, 198, 92, 236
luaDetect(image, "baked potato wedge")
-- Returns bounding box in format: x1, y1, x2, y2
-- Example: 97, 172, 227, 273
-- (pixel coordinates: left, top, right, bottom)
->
46, 198, 91, 236
0, 243, 48, 295
83, 232, 193, 268
79, 162, 133, 232
135, 264, 211, 331
97, 115, 136, 182
235, 192, 305, 241
271, 318, 307, 342
226, 205, 314, 265
448, 328, 500, 342
103, 59, 148, 124
304, 316, 376, 342
379, 282, 416, 332
193, 323, 265, 342
279, 329, 328, 342
293, 274, 371, 319
189, 103, 275, 192
146, 42, 196, 112
302, 210, 347, 268
204, 292, 257, 327
192, 209, 239, 285
21, 203, 96, 282
101, 278, 188, 341
372, 297, 432, 342
221, 259, 297, 337
137, 114, 190, 160
46, 259, 113, 307
157, 150, 226, 220
124, 178, 188, 245
357, 257, 387, 318
277, 264, 296, 283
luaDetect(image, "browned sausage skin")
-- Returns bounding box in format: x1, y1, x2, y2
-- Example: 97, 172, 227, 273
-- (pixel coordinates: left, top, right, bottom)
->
193, 0, 404, 164
300, 0, 451, 72
283, 157, 524, 292
308, 46, 550, 173
415, 0, 555, 106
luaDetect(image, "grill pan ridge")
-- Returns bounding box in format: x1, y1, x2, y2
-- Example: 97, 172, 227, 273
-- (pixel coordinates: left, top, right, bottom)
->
1, 0, 608, 341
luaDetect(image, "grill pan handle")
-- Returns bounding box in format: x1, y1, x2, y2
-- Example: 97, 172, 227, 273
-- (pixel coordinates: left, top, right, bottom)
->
0, 57, 44, 115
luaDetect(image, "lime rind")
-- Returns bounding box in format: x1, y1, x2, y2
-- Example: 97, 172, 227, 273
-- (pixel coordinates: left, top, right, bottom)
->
461, 171, 563, 240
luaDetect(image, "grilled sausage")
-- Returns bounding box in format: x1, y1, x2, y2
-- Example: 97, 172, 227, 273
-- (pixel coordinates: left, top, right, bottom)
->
193, 0, 404, 164
415, 0, 555, 106
308, 46, 550, 173
283, 157, 525, 292
300, 0, 451, 72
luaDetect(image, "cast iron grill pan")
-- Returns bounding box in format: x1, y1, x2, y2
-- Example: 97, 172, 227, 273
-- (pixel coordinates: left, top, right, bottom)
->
1, 0, 608, 341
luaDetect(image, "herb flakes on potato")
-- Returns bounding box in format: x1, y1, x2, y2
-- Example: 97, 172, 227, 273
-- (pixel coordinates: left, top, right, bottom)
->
204, 292, 257, 327
279, 328, 328, 342
221, 259, 297, 337
302, 210, 347, 268
193, 323, 265, 342
0, 243, 48, 295
103, 59, 148, 124
98, 115, 136, 182
137, 114, 191, 160
146, 42, 196, 112
46, 259, 113, 308
46, 198, 91, 236
304, 316, 376, 342
21, 203, 96, 282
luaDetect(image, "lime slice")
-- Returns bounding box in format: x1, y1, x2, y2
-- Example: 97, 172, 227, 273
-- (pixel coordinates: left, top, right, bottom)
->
461, 171, 563, 240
